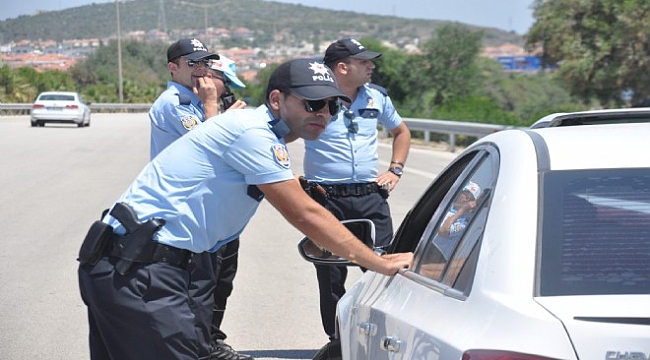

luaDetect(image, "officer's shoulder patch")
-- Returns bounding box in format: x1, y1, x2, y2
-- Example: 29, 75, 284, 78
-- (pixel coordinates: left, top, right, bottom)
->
271, 144, 291, 169
181, 115, 200, 130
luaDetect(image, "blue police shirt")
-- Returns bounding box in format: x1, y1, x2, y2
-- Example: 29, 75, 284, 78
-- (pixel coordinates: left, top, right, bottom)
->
149, 81, 205, 159
303, 84, 402, 183
105, 105, 294, 253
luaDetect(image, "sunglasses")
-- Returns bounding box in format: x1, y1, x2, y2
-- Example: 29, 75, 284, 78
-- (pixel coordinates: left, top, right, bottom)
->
343, 109, 358, 133
185, 59, 211, 68
295, 95, 341, 117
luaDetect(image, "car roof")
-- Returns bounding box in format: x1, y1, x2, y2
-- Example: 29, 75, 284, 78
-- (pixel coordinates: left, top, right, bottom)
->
530, 107, 650, 128
477, 122, 650, 171
38, 91, 78, 96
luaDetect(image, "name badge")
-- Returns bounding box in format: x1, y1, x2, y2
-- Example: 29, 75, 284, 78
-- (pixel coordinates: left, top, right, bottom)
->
358, 108, 379, 118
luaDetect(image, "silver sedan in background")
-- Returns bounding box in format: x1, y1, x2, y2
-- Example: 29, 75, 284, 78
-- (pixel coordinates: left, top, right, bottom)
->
302, 116, 650, 360
30, 91, 91, 127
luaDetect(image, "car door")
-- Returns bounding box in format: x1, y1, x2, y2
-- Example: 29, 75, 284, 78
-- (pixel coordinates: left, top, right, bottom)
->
358, 146, 499, 359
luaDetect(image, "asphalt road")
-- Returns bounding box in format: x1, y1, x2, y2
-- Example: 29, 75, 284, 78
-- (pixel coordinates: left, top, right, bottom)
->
0, 113, 458, 359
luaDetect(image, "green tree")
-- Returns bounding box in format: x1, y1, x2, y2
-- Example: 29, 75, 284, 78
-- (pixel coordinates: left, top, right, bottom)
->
416, 24, 484, 108
70, 39, 168, 102
527, 0, 650, 106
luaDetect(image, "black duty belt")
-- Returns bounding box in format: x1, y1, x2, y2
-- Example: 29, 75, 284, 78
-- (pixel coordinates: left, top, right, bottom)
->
108, 234, 194, 269
318, 182, 380, 197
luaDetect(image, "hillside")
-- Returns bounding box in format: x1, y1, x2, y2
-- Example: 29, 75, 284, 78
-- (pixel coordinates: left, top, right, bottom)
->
0, 0, 525, 48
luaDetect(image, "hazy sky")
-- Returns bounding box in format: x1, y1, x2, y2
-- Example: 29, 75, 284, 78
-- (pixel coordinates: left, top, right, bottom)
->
2, 0, 535, 34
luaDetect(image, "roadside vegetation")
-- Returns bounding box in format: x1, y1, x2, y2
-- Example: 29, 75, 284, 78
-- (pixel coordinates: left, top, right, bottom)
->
2, 0, 649, 130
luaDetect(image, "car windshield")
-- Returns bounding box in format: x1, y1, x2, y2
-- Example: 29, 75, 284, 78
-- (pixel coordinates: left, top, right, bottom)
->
39, 94, 75, 101
539, 168, 650, 296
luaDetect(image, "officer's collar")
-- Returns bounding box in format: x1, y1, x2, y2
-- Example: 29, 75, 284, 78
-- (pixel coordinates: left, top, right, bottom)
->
265, 104, 290, 139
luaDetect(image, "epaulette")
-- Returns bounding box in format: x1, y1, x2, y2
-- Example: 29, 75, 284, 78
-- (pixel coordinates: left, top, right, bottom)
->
176, 93, 192, 105
367, 83, 388, 96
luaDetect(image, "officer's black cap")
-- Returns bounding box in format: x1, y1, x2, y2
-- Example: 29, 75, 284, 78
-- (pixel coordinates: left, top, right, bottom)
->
323, 38, 382, 66
167, 38, 219, 63
266, 59, 351, 103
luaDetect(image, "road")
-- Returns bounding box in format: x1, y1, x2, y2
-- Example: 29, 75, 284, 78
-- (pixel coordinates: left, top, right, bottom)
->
0, 113, 458, 359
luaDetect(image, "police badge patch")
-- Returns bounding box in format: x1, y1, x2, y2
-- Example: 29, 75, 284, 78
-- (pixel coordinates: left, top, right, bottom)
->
181, 115, 199, 130
272, 144, 291, 168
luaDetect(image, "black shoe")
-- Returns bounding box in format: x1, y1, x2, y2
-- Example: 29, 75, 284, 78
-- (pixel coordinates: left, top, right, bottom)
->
312, 339, 341, 360
210, 340, 254, 360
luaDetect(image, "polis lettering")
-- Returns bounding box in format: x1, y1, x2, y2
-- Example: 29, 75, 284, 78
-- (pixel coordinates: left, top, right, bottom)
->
312, 74, 335, 83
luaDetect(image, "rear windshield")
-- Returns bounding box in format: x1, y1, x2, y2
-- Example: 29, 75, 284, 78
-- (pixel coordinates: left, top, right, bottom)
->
39, 94, 75, 101
539, 168, 650, 296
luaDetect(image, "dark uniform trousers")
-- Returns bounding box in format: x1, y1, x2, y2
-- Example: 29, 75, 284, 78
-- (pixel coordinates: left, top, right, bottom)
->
78, 255, 215, 360
210, 237, 240, 342
314, 191, 393, 340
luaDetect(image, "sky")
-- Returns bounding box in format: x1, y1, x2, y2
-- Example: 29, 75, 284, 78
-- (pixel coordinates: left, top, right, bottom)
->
2, 0, 536, 35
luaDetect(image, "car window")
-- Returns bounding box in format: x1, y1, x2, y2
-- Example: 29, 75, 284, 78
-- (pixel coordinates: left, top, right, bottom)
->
39, 94, 75, 101
389, 150, 479, 255
413, 148, 498, 293
539, 168, 650, 296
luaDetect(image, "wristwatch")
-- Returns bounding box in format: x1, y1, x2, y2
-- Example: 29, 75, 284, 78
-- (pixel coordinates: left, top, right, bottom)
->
388, 167, 403, 177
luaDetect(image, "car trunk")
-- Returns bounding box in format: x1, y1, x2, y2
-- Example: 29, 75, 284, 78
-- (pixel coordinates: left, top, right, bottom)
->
535, 295, 650, 359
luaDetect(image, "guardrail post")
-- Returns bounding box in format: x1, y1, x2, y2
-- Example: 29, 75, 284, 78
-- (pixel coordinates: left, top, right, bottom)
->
449, 133, 456, 152
423, 131, 430, 145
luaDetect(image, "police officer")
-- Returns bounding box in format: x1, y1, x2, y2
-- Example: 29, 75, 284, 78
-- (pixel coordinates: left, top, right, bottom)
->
149, 37, 220, 158
303, 38, 411, 342
77, 58, 413, 360
206, 55, 252, 360
148, 39, 251, 360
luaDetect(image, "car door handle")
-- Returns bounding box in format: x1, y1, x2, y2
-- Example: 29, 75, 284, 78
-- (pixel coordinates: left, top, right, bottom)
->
380, 336, 403, 353
357, 322, 377, 336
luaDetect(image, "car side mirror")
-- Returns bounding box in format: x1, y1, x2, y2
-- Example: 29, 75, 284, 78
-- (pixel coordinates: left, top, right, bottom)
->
298, 219, 376, 266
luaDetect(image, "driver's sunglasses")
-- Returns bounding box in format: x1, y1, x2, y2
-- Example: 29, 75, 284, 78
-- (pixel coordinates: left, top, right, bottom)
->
299, 97, 341, 117
185, 59, 211, 68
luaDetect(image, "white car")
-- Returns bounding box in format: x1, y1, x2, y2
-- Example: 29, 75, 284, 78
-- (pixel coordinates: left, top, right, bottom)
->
300, 118, 650, 360
31, 91, 91, 127
530, 107, 650, 128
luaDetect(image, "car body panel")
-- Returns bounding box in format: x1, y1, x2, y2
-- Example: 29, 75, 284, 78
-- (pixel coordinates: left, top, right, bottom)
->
356, 273, 576, 360
535, 296, 650, 360
327, 120, 650, 360
31, 91, 91, 127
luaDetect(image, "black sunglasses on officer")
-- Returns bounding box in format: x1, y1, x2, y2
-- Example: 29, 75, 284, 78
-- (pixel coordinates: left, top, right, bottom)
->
293, 94, 341, 117
343, 109, 358, 133
185, 58, 212, 68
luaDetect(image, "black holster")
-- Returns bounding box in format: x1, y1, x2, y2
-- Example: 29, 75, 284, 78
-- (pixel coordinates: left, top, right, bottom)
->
109, 202, 166, 275
77, 220, 114, 266
299, 176, 329, 206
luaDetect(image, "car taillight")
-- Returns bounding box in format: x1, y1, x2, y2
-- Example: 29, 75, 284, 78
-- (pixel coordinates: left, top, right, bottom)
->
66, 104, 79, 109
33, 104, 45, 109
462, 350, 560, 360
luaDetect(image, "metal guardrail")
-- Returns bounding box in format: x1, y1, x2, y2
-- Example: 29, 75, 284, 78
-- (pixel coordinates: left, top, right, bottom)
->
0, 103, 151, 114
1, 103, 510, 152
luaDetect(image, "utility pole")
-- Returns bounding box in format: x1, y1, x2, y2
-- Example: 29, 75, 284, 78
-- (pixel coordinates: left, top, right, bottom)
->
115, 0, 124, 103
176, 0, 218, 38
158, 0, 168, 34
